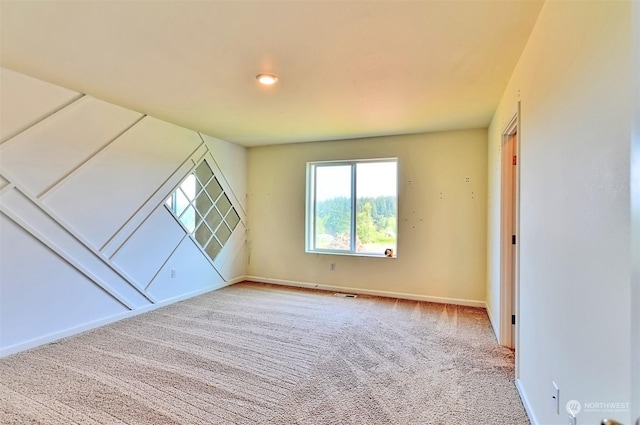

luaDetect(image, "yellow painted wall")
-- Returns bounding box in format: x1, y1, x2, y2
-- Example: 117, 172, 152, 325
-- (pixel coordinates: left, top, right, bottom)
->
248, 129, 487, 304
487, 1, 632, 423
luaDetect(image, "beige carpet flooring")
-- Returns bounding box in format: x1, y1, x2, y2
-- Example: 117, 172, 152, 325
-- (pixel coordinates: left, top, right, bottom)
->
0, 282, 529, 424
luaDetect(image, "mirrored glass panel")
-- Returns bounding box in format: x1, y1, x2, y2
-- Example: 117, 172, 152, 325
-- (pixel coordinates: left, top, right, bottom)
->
195, 161, 213, 184
216, 194, 232, 216
165, 159, 243, 262
180, 205, 197, 233
205, 239, 222, 259
180, 174, 198, 201
174, 188, 190, 217
205, 208, 223, 231
206, 178, 223, 201
226, 208, 240, 230
216, 223, 232, 246
195, 192, 213, 216
195, 222, 213, 246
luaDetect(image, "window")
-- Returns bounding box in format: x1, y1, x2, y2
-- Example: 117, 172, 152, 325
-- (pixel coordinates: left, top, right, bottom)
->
306, 159, 398, 257
166, 160, 241, 261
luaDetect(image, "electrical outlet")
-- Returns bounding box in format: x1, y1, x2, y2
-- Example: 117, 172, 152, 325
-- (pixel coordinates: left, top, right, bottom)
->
567, 413, 576, 425
552, 382, 559, 414
330, 263, 336, 271
170, 269, 176, 278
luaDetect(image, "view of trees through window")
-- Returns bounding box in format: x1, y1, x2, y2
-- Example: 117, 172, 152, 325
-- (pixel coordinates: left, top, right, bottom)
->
315, 195, 397, 252
309, 160, 397, 256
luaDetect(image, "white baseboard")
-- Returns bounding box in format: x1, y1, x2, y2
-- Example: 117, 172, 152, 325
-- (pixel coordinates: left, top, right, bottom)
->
226, 275, 247, 286
516, 378, 538, 425
0, 278, 237, 358
244, 276, 486, 308
486, 304, 500, 344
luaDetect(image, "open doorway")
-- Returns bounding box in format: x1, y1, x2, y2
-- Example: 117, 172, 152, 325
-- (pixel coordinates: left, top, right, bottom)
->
500, 109, 520, 362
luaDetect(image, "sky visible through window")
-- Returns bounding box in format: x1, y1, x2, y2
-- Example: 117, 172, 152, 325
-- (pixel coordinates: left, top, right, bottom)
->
315, 161, 397, 201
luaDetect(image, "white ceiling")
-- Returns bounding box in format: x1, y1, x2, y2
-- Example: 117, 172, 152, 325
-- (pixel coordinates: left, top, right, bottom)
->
0, 0, 543, 147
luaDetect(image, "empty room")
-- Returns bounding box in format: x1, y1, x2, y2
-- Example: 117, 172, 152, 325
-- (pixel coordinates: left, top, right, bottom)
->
0, 1, 638, 424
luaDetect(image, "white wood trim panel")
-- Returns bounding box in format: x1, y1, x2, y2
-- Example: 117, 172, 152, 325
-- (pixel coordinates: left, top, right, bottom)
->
0, 67, 82, 144
0, 96, 143, 198
42, 116, 202, 250
0, 188, 152, 309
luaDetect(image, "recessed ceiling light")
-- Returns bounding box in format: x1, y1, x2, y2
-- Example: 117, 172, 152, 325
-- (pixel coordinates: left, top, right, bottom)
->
256, 74, 278, 85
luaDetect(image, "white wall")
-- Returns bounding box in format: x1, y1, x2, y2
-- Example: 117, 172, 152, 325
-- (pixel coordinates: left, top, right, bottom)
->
0, 68, 248, 357
247, 129, 488, 305
631, 1, 640, 422
487, 2, 632, 424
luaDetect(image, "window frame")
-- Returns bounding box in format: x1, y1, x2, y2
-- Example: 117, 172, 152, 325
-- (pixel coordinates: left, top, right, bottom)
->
305, 157, 398, 257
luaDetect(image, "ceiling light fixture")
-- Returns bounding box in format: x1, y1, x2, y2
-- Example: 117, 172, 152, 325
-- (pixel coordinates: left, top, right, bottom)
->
256, 73, 278, 85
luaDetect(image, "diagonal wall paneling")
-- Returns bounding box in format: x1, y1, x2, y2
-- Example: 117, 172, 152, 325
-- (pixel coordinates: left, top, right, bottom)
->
0, 67, 247, 356
0, 96, 143, 197
0, 175, 9, 191
146, 237, 226, 302
0, 67, 81, 144
111, 206, 186, 291
0, 188, 151, 309
0, 214, 128, 351
43, 116, 202, 250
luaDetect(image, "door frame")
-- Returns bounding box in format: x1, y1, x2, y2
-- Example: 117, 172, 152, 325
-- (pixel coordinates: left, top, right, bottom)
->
500, 106, 521, 369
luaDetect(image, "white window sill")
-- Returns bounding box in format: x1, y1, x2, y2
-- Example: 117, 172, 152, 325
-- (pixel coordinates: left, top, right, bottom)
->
306, 250, 397, 259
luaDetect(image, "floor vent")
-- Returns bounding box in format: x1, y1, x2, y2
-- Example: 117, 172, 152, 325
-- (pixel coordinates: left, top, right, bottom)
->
334, 293, 357, 298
